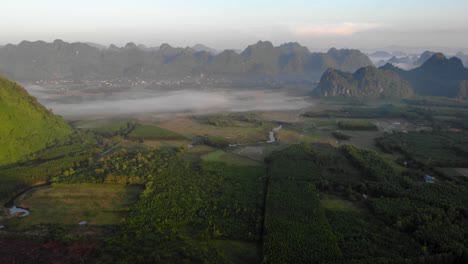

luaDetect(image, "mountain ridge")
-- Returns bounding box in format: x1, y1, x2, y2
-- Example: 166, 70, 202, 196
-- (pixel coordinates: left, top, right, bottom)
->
0, 40, 373, 81
315, 53, 468, 98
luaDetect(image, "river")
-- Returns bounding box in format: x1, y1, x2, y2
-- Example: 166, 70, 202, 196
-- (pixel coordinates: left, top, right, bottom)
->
4, 182, 52, 218
229, 125, 282, 147
8, 206, 29, 217
267, 125, 283, 143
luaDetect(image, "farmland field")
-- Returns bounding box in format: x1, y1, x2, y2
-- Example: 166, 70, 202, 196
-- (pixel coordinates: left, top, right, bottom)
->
12, 184, 143, 228
2, 97, 468, 263
129, 124, 186, 140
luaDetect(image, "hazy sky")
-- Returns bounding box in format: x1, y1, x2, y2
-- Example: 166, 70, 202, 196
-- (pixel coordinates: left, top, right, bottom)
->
1, 0, 467, 50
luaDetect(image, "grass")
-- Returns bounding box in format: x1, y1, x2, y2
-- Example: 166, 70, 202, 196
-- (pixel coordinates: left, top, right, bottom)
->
158, 117, 272, 143
91, 121, 131, 134
204, 240, 260, 264
74, 119, 130, 131
320, 197, 358, 212
376, 131, 468, 166
332, 131, 351, 140
141, 139, 191, 148
201, 150, 263, 167
276, 128, 326, 144
201, 150, 225, 162
13, 184, 143, 228
314, 119, 338, 127
338, 120, 378, 131
129, 124, 185, 140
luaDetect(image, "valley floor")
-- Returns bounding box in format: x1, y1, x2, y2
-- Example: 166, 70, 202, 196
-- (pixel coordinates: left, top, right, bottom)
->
2, 96, 468, 263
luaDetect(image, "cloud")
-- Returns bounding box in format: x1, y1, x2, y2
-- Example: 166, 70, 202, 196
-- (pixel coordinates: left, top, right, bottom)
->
294, 23, 381, 36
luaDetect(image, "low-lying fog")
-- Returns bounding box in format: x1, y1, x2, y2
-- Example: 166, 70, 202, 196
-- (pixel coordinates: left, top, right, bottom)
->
24, 84, 311, 119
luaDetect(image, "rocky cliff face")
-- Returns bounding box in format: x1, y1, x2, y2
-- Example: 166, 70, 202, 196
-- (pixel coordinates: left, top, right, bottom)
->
315, 53, 468, 98
314, 67, 413, 98
459, 80, 468, 99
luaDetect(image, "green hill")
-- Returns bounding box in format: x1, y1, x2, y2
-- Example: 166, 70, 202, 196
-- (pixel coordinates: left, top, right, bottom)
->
0, 76, 72, 165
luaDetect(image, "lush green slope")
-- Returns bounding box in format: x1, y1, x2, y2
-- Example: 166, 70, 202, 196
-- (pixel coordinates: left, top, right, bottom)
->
0, 76, 72, 165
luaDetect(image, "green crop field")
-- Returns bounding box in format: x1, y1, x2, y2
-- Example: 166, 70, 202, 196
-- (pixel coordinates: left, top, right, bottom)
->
338, 120, 378, 131
201, 150, 262, 166
320, 197, 358, 212
12, 184, 143, 229
129, 124, 186, 140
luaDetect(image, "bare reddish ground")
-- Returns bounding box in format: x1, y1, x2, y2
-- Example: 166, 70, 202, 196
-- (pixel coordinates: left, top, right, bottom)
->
0, 238, 97, 263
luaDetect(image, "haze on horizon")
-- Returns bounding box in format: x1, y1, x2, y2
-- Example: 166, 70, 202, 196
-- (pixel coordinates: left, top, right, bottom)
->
1, 0, 468, 51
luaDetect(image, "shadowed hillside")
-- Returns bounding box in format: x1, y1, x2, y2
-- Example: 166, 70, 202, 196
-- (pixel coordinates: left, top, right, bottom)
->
315, 53, 468, 98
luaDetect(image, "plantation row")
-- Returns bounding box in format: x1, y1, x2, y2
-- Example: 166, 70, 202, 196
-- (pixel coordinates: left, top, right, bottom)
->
263, 144, 342, 263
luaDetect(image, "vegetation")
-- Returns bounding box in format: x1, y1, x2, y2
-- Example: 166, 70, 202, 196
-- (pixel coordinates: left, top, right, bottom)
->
341, 144, 468, 259
376, 131, 468, 167
200, 135, 231, 149
0, 130, 101, 203
129, 124, 186, 140
54, 147, 177, 184
96, 158, 264, 263
332, 131, 351, 140
403, 98, 468, 109
3, 82, 468, 263
263, 144, 342, 263
15, 184, 143, 228
196, 113, 262, 127
338, 120, 378, 131
0, 77, 72, 165
304, 103, 468, 130
88, 121, 135, 137
325, 210, 422, 261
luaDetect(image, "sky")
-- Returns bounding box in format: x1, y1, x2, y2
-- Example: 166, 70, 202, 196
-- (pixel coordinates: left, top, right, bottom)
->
1, 0, 467, 50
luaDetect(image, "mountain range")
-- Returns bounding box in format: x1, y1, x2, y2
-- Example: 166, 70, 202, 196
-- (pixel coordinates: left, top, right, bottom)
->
314, 53, 468, 98
0, 40, 373, 82
370, 51, 437, 70
0, 76, 71, 165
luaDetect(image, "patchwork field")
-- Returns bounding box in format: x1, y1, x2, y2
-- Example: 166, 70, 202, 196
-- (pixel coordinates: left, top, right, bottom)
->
3, 97, 468, 263
158, 117, 272, 143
